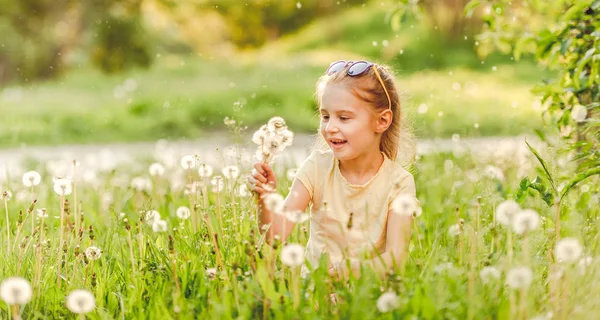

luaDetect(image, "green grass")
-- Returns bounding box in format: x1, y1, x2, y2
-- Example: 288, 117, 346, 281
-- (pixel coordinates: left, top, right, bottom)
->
0, 140, 598, 319
0, 2, 551, 147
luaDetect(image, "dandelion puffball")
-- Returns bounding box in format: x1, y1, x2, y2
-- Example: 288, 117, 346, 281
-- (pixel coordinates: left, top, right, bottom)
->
198, 164, 213, 178
512, 209, 540, 235
222, 165, 240, 180
53, 178, 73, 196
145, 210, 161, 224
506, 266, 533, 290
152, 220, 168, 233
495, 200, 521, 226
66, 289, 96, 314
0, 277, 32, 305
479, 266, 501, 284
210, 176, 224, 193
84, 246, 102, 261
280, 244, 305, 267
285, 210, 310, 223
22, 171, 41, 187
571, 104, 587, 122
176, 206, 191, 220
555, 237, 583, 263
180, 155, 196, 170
1, 190, 12, 201
391, 193, 421, 217
263, 193, 285, 214
376, 291, 399, 313
149, 163, 165, 177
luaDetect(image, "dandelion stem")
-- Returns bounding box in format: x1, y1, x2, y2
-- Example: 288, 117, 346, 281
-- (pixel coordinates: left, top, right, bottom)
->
554, 199, 561, 241
5, 198, 10, 255
561, 273, 569, 320
30, 186, 35, 236
73, 160, 78, 233
292, 266, 300, 309
413, 217, 423, 251
127, 230, 136, 272
57, 194, 65, 287
467, 228, 476, 320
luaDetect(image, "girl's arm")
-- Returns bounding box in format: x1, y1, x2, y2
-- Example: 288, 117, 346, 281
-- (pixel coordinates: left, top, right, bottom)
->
330, 211, 412, 278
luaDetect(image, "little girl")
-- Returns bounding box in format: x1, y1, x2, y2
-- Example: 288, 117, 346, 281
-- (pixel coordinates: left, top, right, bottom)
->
248, 60, 418, 279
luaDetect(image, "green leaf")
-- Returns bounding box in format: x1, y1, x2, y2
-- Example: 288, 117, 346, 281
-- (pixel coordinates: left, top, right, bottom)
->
525, 139, 556, 192
560, 166, 600, 200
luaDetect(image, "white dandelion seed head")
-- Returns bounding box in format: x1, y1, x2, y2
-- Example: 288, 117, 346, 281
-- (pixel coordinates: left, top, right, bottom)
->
484, 165, 505, 181
376, 291, 399, 313
391, 193, 420, 217
145, 210, 161, 224
280, 243, 304, 267
198, 164, 213, 178
512, 209, 540, 235
0, 277, 32, 305
84, 246, 102, 261
506, 266, 533, 290
236, 184, 251, 197
22, 171, 41, 187
448, 224, 461, 237
152, 219, 168, 233
53, 178, 73, 196
130, 176, 152, 192
37, 208, 48, 219
206, 268, 217, 279
495, 200, 521, 226
252, 126, 267, 145
149, 163, 165, 177
571, 104, 587, 122
555, 238, 583, 263
1, 190, 12, 201
176, 206, 191, 220
66, 289, 95, 314
284, 210, 310, 223
479, 266, 501, 284
210, 176, 224, 193
222, 165, 240, 180
578, 256, 593, 273
180, 155, 196, 170
267, 116, 286, 133
263, 193, 285, 214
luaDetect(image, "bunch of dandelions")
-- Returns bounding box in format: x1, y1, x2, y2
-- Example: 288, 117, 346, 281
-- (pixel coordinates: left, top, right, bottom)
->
252, 116, 294, 164
1, 277, 32, 320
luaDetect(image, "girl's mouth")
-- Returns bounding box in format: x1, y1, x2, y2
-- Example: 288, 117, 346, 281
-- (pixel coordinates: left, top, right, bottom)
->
329, 139, 347, 149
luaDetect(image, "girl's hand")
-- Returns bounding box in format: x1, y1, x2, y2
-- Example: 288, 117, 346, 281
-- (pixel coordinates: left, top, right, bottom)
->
248, 162, 278, 197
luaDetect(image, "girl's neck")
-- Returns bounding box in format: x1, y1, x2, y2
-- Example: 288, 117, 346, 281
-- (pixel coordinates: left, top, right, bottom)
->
338, 150, 385, 185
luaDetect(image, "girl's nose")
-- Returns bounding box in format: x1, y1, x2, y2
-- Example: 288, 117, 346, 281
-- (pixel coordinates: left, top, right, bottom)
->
325, 120, 339, 133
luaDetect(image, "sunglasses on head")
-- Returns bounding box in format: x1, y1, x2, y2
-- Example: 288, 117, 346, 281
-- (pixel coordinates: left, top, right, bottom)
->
325, 60, 392, 110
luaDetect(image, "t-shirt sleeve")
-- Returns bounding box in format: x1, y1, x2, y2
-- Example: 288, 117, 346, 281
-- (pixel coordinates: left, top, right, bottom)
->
294, 151, 319, 200
388, 171, 418, 207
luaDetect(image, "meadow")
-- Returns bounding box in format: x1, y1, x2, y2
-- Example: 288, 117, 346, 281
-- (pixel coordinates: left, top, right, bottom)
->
0, 118, 598, 319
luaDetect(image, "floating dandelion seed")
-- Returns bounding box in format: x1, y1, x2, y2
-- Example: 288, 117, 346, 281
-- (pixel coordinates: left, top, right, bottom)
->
152, 220, 168, 233
222, 165, 240, 180
66, 289, 95, 314
22, 171, 41, 187
263, 193, 285, 214
376, 291, 399, 313
149, 163, 165, 177
495, 200, 521, 226
555, 238, 583, 263
512, 209, 540, 235
198, 164, 213, 178
391, 193, 421, 217
280, 244, 304, 267
84, 246, 102, 260
0, 277, 32, 305
506, 266, 532, 290
53, 178, 72, 196
571, 104, 587, 122
479, 266, 501, 284
180, 155, 196, 170
176, 206, 191, 220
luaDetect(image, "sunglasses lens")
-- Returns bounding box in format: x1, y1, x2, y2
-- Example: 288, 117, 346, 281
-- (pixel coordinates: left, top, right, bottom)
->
347, 61, 370, 76
326, 61, 346, 75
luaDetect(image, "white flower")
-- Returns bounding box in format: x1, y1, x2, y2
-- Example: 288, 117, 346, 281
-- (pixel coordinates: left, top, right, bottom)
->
210, 176, 224, 193
84, 246, 102, 260
53, 178, 73, 196
1, 190, 12, 201
176, 206, 191, 220
505, 266, 532, 290
222, 166, 240, 180
180, 155, 196, 170
37, 208, 48, 219
555, 238, 583, 263
448, 224, 461, 236
264, 193, 285, 214
22, 171, 41, 187
206, 268, 217, 279
285, 210, 310, 223
391, 193, 420, 217
131, 176, 152, 192
286, 168, 298, 181
376, 291, 399, 313
479, 266, 501, 284
495, 200, 521, 226
149, 163, 165, 177
512, 209, 540, 235
145, 210, 161, 224
152, 219, 168, 232
252, 127, 267, 145
280, 244, 304, 267
0, 277, 32, 305
571, 104, 587, 122
198, 164, 213, 178
66, 289, 95, 314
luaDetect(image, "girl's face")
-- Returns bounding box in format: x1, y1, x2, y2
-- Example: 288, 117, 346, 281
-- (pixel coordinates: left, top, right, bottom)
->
319, 83, 382, 161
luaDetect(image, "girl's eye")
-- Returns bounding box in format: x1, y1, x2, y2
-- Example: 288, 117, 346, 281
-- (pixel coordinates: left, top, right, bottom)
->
321, 115, 329, 120
340, 117, 349, 121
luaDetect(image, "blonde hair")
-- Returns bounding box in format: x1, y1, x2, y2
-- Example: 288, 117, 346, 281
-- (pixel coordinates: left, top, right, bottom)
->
312, 61, 416, 167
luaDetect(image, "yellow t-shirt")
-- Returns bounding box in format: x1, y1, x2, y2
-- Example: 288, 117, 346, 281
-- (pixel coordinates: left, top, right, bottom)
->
295, 149, 417, 270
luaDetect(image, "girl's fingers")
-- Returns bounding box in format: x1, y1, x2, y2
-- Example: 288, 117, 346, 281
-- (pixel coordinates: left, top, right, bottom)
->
251, 171, 267, 183
252, 186, 265, 194
254, 163, 267, 176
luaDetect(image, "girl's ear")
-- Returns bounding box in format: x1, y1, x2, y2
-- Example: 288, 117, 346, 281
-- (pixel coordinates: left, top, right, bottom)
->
375, 109, 393, 133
